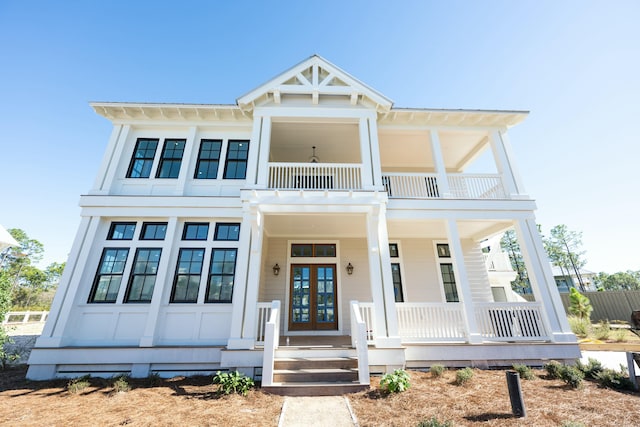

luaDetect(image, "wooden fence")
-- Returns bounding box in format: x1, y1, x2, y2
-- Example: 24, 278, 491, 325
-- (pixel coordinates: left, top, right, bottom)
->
524, 290, 640, 322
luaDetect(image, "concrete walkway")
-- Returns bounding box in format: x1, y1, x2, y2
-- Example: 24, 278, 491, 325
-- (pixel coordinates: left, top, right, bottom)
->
278, 396, 358, 427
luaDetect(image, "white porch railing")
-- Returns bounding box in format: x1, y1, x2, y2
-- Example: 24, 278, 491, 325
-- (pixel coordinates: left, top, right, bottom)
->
268, 162, 363, 190
381, 173, 508, 200
474, 302, 550, 341
350, 301, 370, 385
483, 252, 514, 271
447, 174, 507, 199
255, 302, 272, 345
261, 300, 281, 387
382, 174, 440, 198
396, 303, 467, 341
357, 302, 376, 344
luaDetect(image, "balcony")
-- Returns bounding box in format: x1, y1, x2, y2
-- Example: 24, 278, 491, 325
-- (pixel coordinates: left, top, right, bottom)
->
268, 162, 364, 190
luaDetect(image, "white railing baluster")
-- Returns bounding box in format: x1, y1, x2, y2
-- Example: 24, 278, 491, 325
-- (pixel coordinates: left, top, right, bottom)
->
474, 302, 549, 342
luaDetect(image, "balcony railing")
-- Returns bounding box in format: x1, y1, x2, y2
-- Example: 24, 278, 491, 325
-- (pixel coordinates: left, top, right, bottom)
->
382, 173, 508, 200
268, 162, 363, 190
474, 302, 550, 341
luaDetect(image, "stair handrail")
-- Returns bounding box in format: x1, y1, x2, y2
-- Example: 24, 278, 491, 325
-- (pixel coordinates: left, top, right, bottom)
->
350, 300, 370, 385
262, 300, 280, 387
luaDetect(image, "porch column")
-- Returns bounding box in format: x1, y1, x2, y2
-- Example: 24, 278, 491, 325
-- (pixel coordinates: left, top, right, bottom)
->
489, 130, 527, 199
227, 205, 263, 349
245, 115, 269, 188
358, 117, 374, 190
514, 218, 574, 342
256, 116, 272, 188
445, 219, 482, 344
366, 115, 384, 190
429, 130, 451, 197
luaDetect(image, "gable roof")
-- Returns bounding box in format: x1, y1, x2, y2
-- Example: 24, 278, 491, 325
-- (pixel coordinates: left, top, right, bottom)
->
237, 55, 393, 113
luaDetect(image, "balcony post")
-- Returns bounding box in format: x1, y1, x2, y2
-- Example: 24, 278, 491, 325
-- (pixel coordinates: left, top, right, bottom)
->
489, 130, 527, 199
255, 116, 272, 188
358, 117, 374, 190
429, 130, 451, 197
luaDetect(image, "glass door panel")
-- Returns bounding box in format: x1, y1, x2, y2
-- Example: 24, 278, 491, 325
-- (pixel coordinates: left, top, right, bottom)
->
289, 264, 338, 331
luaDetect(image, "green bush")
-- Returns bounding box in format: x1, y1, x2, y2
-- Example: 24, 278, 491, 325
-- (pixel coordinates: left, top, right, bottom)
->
430, 364, 445, 378
67, 375, 91, 394
454, 367, 474, 386
576, 358, 603, 379
567, 315, 590, 338
213, 370, 255, 396
568, 288, 593, 320
544, 360, 563, 379
112, 375, 130, 393
512, 364, 535, 380
380, 369, 411, 393
417, 416, 453, 427
594, 366, 634, 390
560, 365, 584, 389
612, 328, 628, 342
593, 321, 611, 340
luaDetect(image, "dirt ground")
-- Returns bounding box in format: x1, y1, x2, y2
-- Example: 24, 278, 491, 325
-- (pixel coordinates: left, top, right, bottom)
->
1, 366, 639, 426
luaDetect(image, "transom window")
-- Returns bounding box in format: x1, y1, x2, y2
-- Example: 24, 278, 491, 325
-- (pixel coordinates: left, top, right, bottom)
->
223, 140, 249, 179
156, 139, 186, 178
125, 248, 162, 303
214, 223, 240, 241
140, 222, 168, 240
171, 248, 204, 303
89, 248, 129, 303
182, 223, 209, 240
108, 222, 136, 240
127, 138, 158, 178
436, 244, 451, 258
291, 244, 336, 257
389, 243, 399, 258
194, 139, 222, 179
206, 249, 237, 303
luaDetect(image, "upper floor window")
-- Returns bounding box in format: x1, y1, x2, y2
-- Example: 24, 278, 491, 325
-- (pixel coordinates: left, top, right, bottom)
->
156, 139, 186, 178
127, 138, 158, 178
89, 248, 129, 303
125, 248, 162, 303
108, 222, 136, 240
194, 139, 222, 179
389, 243, 399, 258
214, 223, 240, 241
223, 140, 249, 179
182, 223, 209, 240
140, 222, 168, 240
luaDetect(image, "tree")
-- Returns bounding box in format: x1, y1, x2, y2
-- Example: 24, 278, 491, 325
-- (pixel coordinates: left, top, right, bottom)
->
568, 288, 593, 320
500, 229, 531, 294
543, 225, 587, 292
595, 271, 640, 291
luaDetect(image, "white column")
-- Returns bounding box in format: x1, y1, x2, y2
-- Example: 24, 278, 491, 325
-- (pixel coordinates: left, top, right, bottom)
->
174, 126, 198, 195
358, 117, 374, 189
36, 216, 100, 347
92, 124, 130, 194
376, 206, 401, 346
445, 219, 482, 344
514, 218, 575, 342
366, 116, 384, 190
245, 116, 263, 187
429, 129, 451, 197
489, 130, 527, 198
256, 116, 272, 188
139, 217, 179, 347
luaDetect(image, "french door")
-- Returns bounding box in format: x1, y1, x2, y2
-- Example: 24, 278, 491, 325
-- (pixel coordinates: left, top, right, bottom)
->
289, 264, 338, 331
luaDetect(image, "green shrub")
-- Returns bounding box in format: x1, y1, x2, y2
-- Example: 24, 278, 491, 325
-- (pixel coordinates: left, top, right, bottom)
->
612, 328, 628, 342
455, 367, 474, 386
112, 375, 130, 393
67, 375, 91, 394
417, 416, 453, 427
568, 288, 593, 320
147, 372, 162, 386
576, 358, 603, 379
430, 364, 445, 378
567, 315, 590, 338
213, 370, 255, 396
593, 320, 611, 340
560, 365, 584, 389
594, 366, 634, 390
380, 369, 411, 393
512, 364, 535, 380
544, 360, 563, 379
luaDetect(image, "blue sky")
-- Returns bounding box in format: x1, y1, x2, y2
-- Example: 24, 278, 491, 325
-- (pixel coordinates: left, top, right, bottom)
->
1, 1, 638, 273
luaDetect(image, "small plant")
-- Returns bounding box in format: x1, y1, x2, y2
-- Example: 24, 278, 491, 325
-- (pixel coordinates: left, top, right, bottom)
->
213, 370, 255, 396
612, 328, 628, 342
593, 320, 611, 340
430, 364, 445, 378
568, 288, 593, 320
560, 365, 584, 389
417, 416, 453, 427
147, 372, 162, 386
380, 369, 411, 393
567, 315, 590, 338
594, 365, 634, 390
454, 367, 474, 386
0, 327, 20, 370
544, 360, 563, 379
576, 357, 603, 379
512, 364, 535, 380
112, 375, 130, 393
67, 375, 91, 394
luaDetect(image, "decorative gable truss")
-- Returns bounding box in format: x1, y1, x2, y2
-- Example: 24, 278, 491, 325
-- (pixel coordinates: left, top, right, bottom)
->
237, 55, 393, 113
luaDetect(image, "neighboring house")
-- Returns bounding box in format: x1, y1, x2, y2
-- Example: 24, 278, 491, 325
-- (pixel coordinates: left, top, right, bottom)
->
27, 56, 579, 389
551, 265, 597, 293
481, 234, 527, 303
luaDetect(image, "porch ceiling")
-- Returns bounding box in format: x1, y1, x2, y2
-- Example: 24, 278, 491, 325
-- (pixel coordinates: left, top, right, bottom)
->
387, 219, 513, 241
264, 213, 367, 238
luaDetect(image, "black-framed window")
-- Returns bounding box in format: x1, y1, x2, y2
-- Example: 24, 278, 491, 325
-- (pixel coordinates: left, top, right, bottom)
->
291, 244, 336, 257
125, 248, 162, 303
171, 248, 204, 303
182, 223, 209, 240
389, 243, 399, 258
156, 139, 186, 178
391, 263, 404, 302
440, 263, 459, 302
436, 243, 451, 258
127, 138, 158, 178
223, 140, 249, 179
108, 222, 136, 240
194, 139, 222, 179
140, 222, 168, 240
89, 248, 129, 303
206, 249, 237, 303
214, 223, 240, 241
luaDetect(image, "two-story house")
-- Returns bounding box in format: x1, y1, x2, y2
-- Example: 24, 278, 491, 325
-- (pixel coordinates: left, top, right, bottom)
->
27, 56, 579, 393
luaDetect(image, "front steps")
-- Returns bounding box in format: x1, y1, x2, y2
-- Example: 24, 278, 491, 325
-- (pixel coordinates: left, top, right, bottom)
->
262, 347, 369, 396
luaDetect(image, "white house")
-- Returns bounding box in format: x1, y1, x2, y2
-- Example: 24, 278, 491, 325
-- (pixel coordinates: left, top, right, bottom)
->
27, 56, 579, 393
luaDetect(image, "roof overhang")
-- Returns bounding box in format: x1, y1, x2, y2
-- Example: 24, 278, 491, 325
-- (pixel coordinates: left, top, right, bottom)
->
90, 102, 251, 122
379, 108, 529, 128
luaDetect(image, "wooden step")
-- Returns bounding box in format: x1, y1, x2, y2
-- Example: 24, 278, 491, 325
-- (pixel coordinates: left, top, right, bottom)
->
262, 382, 369, 396
274, 357, 357, 370
273, 368, 358, 383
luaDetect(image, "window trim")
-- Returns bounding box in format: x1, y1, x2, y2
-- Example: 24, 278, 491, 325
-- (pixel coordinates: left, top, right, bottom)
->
88, 248, 130, 303
388, 242, 405, 302
127, 138, 159, 178
124, 248, 162, 303
182, 222, 210, 241
433, 241, 460, 303
140, 222, 168, 241
170, 248, 205, 303
291, 243, 337, 258
214, 223, 241, 241
194, 139, 223, 179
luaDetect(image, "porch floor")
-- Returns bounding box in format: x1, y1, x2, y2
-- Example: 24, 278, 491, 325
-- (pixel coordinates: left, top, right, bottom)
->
278, 335, 352, 348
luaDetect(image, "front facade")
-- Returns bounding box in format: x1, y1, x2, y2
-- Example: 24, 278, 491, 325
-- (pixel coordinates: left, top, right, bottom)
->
27, 56, 579, 381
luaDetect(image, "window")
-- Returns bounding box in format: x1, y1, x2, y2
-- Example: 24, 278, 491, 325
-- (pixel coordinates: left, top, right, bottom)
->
108, 222, 136, 240
214, 223, 240, 241
182, 223, 209, 240
291, 244, 313, 257
89, 248, 129, 303
389, 243, 399, 258
125, 248, 162, 303
439, 263, 459, 302
156, 139, 186, 178
206, 249, 237, 303
194, 139, 222, 179
391, 263, 404, 302
436, 244, 451, 258
140, 222, 167, 240
314, 244, 336, 257
171, 248, 204, 303
291, 244, 336, 257
223, 140, 249, 179
127, 138, 158, 178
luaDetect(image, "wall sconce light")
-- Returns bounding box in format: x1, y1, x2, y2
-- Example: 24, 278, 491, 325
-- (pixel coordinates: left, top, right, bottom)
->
346, 262, 354, 275
272, 263, 280, 276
